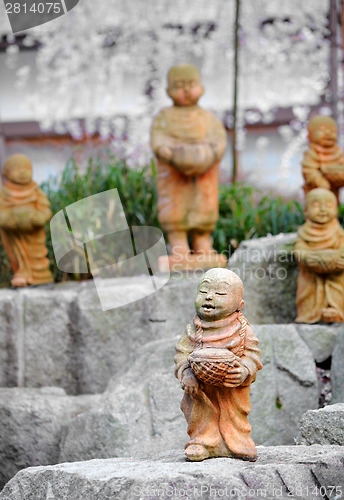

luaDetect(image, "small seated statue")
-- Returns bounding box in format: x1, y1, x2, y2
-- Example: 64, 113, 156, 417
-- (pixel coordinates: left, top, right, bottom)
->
0, 154, 53, 287
151, 64, 227, 270
302, 115, 344, 202
175, 268, 262, 461
295, 188, 344, 323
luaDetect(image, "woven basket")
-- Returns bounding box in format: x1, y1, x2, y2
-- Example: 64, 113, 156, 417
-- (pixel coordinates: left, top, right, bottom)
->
321, 164, 344, 188
188, 348, 239, 386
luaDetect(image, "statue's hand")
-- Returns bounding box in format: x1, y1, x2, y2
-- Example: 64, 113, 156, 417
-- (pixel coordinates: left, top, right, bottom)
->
157, 145, 173, 162
4, 214, 18, 230
305, 253, 322, 267
223, 363, 249, 387
31, 211, 46, 227
181, 370, 200, 396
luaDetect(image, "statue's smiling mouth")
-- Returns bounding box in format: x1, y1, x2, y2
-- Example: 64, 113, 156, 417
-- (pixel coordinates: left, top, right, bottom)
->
203, 304, 215, 310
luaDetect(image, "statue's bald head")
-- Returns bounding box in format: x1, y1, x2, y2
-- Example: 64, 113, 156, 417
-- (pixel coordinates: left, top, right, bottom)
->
308, 115, 336, 134
304, 188, 338, 224
167, 64, 202, 88
307, 115, 337, 147
3, 154, 32, 184
305, 188, 337, 208
200, 268, 244, 303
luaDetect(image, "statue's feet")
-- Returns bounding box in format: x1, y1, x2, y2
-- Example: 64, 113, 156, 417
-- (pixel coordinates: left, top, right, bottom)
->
231, 454, 257, 462
321, 307, 344, 323
168, 231, 190, 258
191, 232, 216, 254
185, 444, 210, 461
11, 275, 28, 287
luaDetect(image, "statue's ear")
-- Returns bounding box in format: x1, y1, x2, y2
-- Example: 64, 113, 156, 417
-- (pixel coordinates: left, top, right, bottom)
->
166, 87, 172, 99
237, 300, 244, 311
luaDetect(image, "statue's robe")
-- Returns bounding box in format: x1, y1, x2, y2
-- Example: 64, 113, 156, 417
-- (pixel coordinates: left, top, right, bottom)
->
0, 180, 53, 286
151, 105, 227, 233
175, 312, 262, 459
302, 142, 344, 201
295, 218, 344, 323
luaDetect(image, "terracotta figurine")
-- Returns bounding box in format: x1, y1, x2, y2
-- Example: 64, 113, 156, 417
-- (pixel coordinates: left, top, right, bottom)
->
151, 64, 227, 270
175, 268, 262, 461
302, 115, 344, 202
0, 154, 53, 287
295, 188, 344, 323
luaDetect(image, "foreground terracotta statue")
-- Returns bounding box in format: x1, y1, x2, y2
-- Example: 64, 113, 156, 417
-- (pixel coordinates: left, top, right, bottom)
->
295, 188, 344, 323
0, 154, 53, 287
175, 268, 262, 461
302, 115, 344, 201
151, 64, 227, 271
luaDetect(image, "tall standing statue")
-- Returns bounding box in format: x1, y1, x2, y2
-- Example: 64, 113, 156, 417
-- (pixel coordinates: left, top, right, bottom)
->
151, 64, 227, 271
0, 154, 53, 287
295, 188, 344, 323
302, 115, 344, 202
175, 268, 262, 461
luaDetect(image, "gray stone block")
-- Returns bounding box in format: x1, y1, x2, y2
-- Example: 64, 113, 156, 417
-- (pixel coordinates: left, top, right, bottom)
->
1, 447, 344, 500
22, 288, 80, 394
296, 323, 343, 363
75, 276, 198, 394
0, 290, 22, 387
0, 387, 99, 489
250, 324, 318, 445
296, 403, 344, 445
332, 326, 344, 403
228, 233, 298, 323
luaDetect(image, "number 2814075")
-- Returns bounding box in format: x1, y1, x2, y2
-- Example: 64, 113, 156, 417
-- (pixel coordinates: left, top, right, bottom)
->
5, 3, 62, 14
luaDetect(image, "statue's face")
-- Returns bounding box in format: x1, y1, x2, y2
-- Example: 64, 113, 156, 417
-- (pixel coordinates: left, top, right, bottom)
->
5, 162, 32, 185
167, 77, 204, 106
306, 195, 337, 224
195, 278, 243, 321
309, 122, 337, 147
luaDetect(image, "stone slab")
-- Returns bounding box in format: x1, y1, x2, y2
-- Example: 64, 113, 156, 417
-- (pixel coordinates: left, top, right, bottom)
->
332, 327, 344, 403
296, 403, 344, 445
1, 447, 344, 500
228, 233, 298, 323
0, 387, 100, 489
296, 323, 343, 363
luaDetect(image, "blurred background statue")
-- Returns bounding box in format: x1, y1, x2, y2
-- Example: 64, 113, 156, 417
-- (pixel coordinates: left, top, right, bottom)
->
0, 154, 53, 287
302, 115, 344, 202
295, 188, 344, 323
151, 64, 227, 270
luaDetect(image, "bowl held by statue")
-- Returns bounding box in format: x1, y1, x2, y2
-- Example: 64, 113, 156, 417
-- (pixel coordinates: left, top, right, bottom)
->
321, 164, 344, 188
172, 144, 214, 176
188, 348, 240, 386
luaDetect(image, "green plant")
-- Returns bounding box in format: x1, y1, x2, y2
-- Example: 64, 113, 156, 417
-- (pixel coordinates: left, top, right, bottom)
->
41, 155, 159, 282
213, 184, 305, 253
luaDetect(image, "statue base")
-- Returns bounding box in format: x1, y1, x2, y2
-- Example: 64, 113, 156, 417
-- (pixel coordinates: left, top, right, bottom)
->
159, 253, 228, 273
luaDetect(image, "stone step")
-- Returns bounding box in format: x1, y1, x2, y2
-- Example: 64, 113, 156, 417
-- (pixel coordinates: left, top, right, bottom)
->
1, 447, 343, 500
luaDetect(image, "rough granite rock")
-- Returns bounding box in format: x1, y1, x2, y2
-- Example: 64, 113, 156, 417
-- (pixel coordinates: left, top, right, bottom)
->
0, 277, 198, 394
0, 290, 23, 387
59, 325, 318, 463
250, 325, 318, 446
332, 327, 344, 403
228, 233, 298, 323
296, 404, 344, 445
75, 276, 198, 394
295, 323, 343, 363
22, 288, 80, 393
0, 387, 100, 489
1, 447, 344, 500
